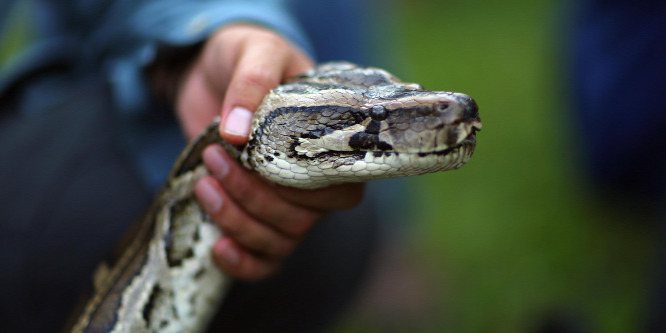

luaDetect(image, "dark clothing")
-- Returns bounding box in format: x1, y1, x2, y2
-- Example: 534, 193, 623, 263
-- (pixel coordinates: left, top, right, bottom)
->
0, 73, 154, 332
0, 0, 385, 331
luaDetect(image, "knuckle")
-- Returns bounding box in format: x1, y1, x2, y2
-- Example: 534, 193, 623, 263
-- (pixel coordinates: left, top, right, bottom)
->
257, 31, 288, 48
245, 229, 294, 259
221, 215, 294, 259
218, 216, 240, 237
265, 238, 295, 259
342, 191, 364, 208
226, 177, 255, 203
280, 210, 318, 237
336, 184, 365, 209
238, 228, 269, 254
240, 68, 278, 94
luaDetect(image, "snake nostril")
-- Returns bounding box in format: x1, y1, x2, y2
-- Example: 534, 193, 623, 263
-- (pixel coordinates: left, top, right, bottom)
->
446, 93, 478, 119
463, 97, 479, 120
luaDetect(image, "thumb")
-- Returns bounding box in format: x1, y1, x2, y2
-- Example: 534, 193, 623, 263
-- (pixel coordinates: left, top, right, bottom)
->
219, 45, 312, 145
219, 49, 287, 145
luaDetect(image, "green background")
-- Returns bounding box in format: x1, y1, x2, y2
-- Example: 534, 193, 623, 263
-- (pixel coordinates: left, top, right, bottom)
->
336, 0, 655, 332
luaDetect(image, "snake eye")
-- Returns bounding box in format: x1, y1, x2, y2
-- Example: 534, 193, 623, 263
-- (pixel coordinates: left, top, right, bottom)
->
369, 105, 388, 121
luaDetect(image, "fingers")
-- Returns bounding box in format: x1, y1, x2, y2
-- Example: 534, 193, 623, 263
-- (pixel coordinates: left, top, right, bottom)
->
217, 43, 288, 144
195, 176, 298, 258
273, 183, 366, 211
212, 238, 280, 281
176, 24, 313, 143
216, 26, 313, 145
194, 177, 295, 281
194, 145, 333, 280
202, 145, 322, 236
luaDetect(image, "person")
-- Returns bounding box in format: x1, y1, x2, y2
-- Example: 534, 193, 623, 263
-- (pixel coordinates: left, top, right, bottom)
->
570, 1, 666, 332
0, 0, 390, 331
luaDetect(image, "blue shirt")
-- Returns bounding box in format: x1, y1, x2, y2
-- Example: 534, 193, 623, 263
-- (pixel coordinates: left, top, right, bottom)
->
0, 0, 373, 191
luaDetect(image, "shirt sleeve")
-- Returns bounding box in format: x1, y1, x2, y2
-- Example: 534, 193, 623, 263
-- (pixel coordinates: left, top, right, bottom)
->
91, 0, 314, 114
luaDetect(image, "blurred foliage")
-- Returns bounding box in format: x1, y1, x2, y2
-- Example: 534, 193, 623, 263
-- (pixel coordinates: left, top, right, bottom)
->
337, 0, 655, 332
0, 1, 32, 71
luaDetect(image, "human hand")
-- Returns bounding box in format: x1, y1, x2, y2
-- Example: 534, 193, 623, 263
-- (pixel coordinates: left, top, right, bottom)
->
176, 24, 312, 142
175, 24, 366, 280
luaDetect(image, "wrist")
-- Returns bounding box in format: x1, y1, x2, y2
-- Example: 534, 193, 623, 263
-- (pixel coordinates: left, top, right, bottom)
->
146, 43, 203, 107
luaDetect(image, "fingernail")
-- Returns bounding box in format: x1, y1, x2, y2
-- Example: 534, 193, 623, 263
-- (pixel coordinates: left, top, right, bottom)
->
194, 179, 222, 213
223, 106, 253, 137
215, 238, 240, 266
203, 145, 229, 179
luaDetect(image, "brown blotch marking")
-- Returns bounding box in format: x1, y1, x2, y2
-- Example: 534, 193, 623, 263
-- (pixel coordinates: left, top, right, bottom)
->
142, 284, 163, 324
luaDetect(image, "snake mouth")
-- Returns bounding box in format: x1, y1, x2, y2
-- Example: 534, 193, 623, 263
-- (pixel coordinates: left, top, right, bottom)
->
427, 117, 481, 156
419, 127, 478, 157
427, 139, 475, 158
357, 128, 477, 158
447, 130, 477, 152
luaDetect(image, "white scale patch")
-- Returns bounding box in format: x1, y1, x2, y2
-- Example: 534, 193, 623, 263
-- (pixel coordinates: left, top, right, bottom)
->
111, 165, 228, 333
253, 144, 474, 189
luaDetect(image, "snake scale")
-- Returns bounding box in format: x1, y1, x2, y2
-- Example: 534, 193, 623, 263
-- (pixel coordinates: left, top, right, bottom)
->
65, 62, 481, 333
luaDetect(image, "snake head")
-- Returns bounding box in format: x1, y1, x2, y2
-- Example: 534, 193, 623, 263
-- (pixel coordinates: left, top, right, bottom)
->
350, 87, 481, 156
242, 63, 481, 188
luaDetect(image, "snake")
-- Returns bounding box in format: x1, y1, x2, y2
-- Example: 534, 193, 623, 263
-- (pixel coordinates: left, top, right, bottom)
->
65, 62, 481, 333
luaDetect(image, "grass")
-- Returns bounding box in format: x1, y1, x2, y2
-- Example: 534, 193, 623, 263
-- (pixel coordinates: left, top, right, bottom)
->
335, 0, 655, 332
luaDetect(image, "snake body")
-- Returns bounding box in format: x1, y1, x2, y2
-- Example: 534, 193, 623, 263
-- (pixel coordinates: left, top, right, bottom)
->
66, 62, 481, 333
